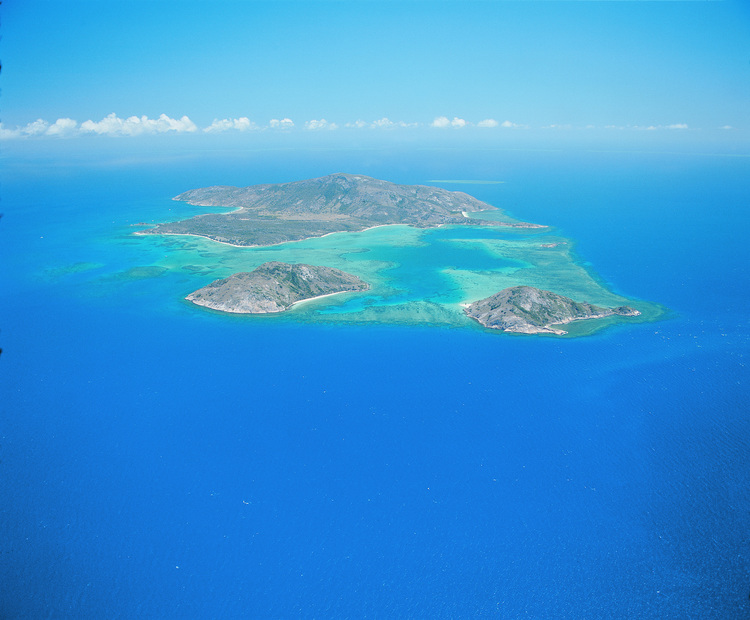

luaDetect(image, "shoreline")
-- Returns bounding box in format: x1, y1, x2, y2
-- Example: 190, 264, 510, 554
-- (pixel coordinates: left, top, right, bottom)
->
464, 307, 642, 335
134, 216, 538, 250
173, 200, 245, 215
289, 287, 369, 309
135, 223, 404, 249
187, 286, 369, 314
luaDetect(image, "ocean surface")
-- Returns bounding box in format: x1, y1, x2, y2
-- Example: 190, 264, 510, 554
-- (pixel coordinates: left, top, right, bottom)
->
1, 145, 748, 618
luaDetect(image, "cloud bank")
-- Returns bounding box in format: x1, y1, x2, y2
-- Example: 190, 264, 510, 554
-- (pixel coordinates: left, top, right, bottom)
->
0, 113, 202, 139
0, 118, 76, 139
0, 114, 711, 140
80, 113, 198, 136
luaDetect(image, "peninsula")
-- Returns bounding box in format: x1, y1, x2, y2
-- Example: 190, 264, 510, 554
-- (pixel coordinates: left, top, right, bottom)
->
140, 173, 543, 247
186, 262, 369, 314
463, 286, 641, 335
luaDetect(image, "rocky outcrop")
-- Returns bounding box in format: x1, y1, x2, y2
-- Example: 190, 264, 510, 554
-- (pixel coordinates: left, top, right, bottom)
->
185, 262, 369, 314
464, 286, 640, 334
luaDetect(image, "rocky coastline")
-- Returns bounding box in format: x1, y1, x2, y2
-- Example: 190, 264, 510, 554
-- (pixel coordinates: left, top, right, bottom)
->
464, 286, 640, 335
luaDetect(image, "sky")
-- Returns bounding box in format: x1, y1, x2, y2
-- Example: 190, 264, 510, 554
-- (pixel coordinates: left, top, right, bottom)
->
1, 0, 749, 148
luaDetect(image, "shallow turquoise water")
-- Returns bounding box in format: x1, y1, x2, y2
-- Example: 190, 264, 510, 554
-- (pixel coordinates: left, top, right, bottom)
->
336, 227, 525, 306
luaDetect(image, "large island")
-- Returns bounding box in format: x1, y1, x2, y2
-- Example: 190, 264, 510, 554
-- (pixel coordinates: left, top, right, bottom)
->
139, 173, 543, 247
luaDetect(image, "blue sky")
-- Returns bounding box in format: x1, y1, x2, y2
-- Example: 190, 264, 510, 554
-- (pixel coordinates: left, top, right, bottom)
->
2, 0, 749, 146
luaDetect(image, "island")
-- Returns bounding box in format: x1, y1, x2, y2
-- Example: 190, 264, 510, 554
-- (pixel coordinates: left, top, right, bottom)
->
185, 261, 370, 314
463, 286, 641, 335
138, 173, 544, 247
132, 173, 659, 335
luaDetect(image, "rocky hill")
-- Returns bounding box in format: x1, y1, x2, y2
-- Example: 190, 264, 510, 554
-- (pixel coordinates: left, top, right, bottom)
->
186, 262, 369, 314
464, 286, 640, 335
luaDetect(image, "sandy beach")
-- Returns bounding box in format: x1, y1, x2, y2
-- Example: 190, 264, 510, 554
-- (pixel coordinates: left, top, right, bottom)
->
135, 224, 403, 249
289, 287, 369, 309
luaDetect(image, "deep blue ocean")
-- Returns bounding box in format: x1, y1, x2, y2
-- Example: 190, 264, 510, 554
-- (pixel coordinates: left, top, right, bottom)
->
1, 145, 748, 618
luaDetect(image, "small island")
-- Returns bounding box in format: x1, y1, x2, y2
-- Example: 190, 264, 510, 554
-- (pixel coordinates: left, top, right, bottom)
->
463, 286, 641, 335
139, 173, 544, 247
186, 261, 370, 314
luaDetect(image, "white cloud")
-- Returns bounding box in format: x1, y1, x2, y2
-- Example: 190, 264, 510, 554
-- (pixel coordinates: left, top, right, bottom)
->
0, 118, 74, 139
203, 117, 258, 133
370, 117, 417, 129
500, 120, 521, 128
0, 123, 21, 140
269, 118, 295, 129
80, 113, 197, 136
477, 119, 498, 128
720, 125, 734, 130
346, 119, 368, 129
630, 123, 690, 131
154, 114, 197, 133
372, 117, 397, 129
431, 116, 468, 128
305, 119, 338, 131
24, 119, 51, 136
46, 118, 78, 136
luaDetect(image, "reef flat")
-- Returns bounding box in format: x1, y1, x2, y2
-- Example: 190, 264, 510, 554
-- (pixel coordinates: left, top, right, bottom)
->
137, 174, 662, 335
